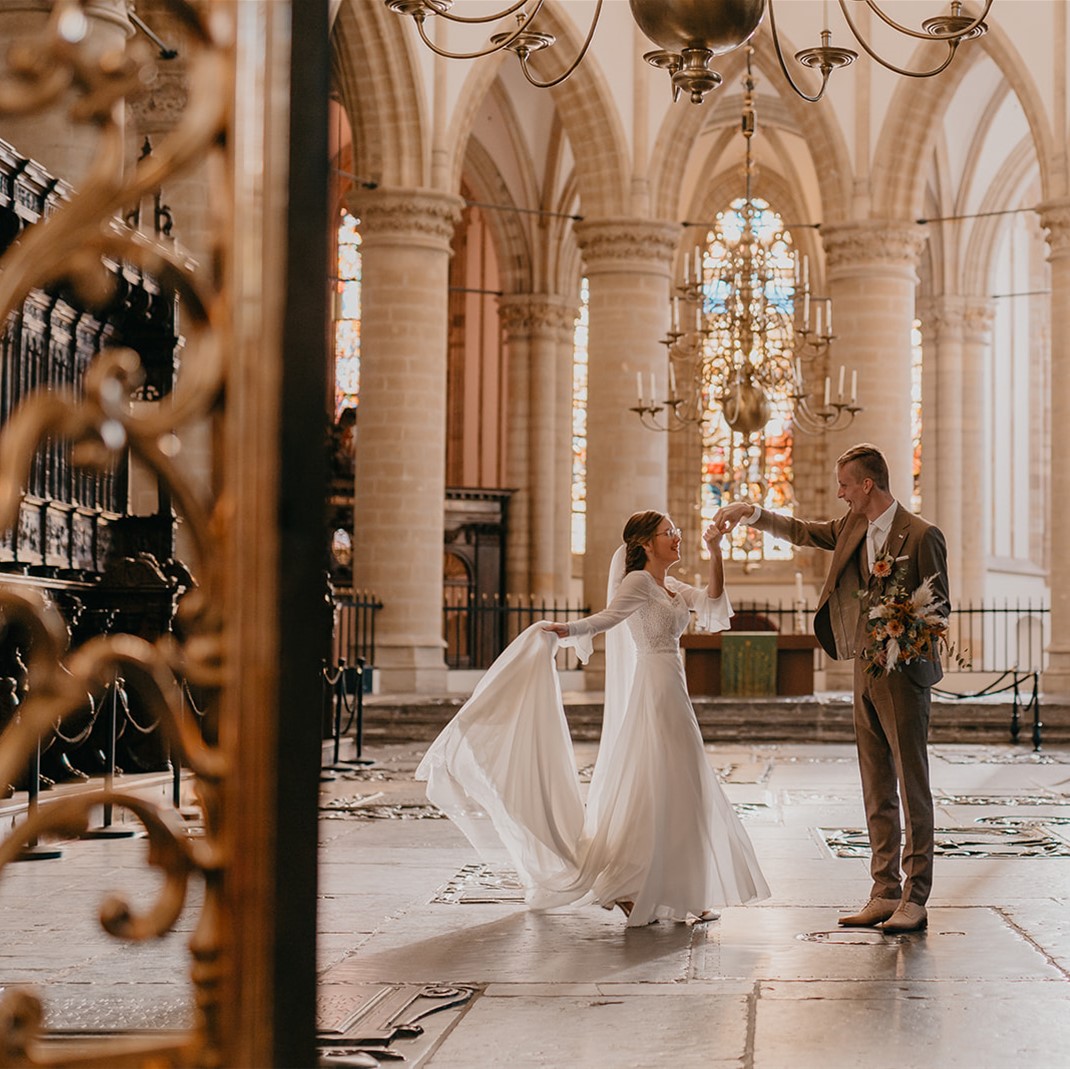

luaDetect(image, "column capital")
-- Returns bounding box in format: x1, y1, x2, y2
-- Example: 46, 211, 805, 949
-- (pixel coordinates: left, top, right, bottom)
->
963, 296, 996, 341
916, 294, 969, 340
1038, 199, 1070, 259
822, 219, 928, 276
574, 218, 680, 275
498, 293, 576, 341
347, 187, 463, 251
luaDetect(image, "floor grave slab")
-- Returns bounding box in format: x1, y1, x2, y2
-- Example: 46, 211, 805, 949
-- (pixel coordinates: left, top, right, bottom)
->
422, 990, 751, 1069
317, 981, 475, 1064
819, 825, 1070, 858
699, 905, 1065, 983
754, 980, 1070, 1069
432, 863, 526, 904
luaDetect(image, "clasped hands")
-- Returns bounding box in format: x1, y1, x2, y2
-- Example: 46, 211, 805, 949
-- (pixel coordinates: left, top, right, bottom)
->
711, 502, 755, 536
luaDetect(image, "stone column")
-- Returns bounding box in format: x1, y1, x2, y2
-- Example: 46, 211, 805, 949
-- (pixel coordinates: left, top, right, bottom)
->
917, 295, 967, 599
554, 304, 580, 597
1039, 201, 1070, 694
821, 221, 928, 503
960, 298, 995, 606
499, 294, 576, 599
0, 0, 132, 186
349, 187, 463, 693
574, 219, 679, 643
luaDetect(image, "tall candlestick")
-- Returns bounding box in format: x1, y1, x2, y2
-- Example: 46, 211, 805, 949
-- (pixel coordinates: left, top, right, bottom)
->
794, 570, 804, 603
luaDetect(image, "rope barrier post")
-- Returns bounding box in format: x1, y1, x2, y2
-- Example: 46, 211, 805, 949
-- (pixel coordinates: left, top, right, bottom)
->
353, 656, 372, 765
320, 659, 340, 783
1030, 672, 1043, 752
8, 678, 62, 861
171, 682, 182, 809
1010, 674, 1021, 744
332, 657, 346, 767
80, 674, 136, 840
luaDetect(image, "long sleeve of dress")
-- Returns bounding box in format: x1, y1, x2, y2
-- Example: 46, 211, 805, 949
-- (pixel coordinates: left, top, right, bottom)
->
665, 575, 733, 632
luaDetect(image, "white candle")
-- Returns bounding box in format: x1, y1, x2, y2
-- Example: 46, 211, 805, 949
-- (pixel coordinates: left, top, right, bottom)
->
795, 571, 804, 603
803, 291, 811, 331
815, 303, 823, 336
802, 255, 809, 289
838, 364, 845, 397
671, 298, 679, 334
649, 372, 657, 406
669, 362, 677, 396
636, 372, 644, 405
694, 246, 701, 280
823, 376, 831, 407
850, 368, 858, 403
826, 298, 833, 336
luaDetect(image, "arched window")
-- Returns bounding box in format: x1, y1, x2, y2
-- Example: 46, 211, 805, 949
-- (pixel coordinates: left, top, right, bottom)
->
571, 277, 589, 555
335, 209, 361, 417
699, 197, 795, 562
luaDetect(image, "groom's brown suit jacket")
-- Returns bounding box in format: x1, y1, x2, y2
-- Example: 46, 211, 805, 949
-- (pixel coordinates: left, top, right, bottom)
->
753, 504, 949, 684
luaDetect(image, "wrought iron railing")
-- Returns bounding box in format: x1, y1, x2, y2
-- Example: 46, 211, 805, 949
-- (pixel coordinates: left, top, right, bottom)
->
443, 595, 590, 670
332, 591, 383, 668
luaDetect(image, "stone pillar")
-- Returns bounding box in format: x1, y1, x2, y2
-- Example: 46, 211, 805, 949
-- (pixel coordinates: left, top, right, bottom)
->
917, 295, 967, 599
499, 294, 575, 599
554, 303, 579, 597
0, 0, 132, 186
1039, 201, 1070, 694
821, 221, 928, 504
960, 298, 995, 606
574, 219, 678, 639
349, 187, 462, 693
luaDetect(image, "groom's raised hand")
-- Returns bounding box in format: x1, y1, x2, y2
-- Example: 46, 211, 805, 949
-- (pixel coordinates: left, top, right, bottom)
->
712, 501, 756, 534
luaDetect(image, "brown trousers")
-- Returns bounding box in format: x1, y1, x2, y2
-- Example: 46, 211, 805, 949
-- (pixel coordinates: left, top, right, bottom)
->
853, 658, 934, 905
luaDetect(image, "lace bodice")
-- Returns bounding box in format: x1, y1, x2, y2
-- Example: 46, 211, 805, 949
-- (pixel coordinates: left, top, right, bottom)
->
568, 570, 732, 655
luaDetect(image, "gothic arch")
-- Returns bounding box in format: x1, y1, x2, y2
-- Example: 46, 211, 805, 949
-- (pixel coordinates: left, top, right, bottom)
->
872, 24, 1054, 220
331, 0, 428, 189
649, 29, 853, 228
444, 3, 630, 218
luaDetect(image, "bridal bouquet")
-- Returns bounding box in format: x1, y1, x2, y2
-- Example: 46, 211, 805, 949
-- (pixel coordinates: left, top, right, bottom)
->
860, 551, 966, 677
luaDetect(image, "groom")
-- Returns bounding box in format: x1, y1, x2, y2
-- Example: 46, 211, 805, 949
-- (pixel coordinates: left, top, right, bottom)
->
714, 443, 948, 933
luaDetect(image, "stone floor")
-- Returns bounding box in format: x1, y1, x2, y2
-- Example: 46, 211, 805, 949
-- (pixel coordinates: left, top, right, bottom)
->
2, 741, 1070, 1067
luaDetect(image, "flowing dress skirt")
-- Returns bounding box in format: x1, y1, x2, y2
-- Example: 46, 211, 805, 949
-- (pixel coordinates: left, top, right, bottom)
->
417, 625, 769, 926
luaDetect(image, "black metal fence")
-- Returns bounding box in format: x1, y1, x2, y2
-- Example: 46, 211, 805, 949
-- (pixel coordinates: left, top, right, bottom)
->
443, 595, 590, 670
332, 592, 383, 669
331, 591, 1051, 682
714, 599, 1050, 675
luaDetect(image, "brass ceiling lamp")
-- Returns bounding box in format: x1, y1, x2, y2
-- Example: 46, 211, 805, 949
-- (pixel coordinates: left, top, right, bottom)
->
386, 0, 992, 104
631, 46, 862, 437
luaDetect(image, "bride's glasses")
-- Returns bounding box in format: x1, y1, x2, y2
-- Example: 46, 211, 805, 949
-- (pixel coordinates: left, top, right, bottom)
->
656, 527, 682, 539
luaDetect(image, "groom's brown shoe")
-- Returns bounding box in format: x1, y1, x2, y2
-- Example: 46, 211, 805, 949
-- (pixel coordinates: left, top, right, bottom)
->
882, 902, 928, 933
838, 896, 900, 927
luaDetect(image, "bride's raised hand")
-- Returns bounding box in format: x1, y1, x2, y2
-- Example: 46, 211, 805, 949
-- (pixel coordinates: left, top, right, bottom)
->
542, 622, 570, 637
702, 523, 724, 552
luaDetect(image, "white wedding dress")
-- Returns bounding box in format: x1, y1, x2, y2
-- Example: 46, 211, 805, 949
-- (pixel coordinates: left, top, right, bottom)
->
416, 563, 770, 927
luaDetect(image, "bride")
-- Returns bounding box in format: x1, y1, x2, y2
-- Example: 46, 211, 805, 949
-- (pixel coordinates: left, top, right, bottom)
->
416, 510, 769, 927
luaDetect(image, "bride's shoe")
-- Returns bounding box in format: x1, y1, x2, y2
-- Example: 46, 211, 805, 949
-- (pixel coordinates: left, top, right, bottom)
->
615, 900, 634, 917
691, 909, 720, 924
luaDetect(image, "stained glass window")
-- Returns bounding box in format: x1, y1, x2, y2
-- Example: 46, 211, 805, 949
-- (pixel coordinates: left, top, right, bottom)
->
571, 277, 589, 555
699, 197, 795, 562
911, 318, 922, 513
335, 210, 361, 418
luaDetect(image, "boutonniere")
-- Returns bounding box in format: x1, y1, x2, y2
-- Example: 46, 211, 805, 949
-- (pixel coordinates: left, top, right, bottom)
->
866, 550, 908, 593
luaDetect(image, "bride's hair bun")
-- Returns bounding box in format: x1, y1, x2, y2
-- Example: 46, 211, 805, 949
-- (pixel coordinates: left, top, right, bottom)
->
622, 510, 666, 574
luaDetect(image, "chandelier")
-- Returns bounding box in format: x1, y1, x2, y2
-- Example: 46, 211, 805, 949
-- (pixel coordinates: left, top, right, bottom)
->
632, 47, 861, 440
386, 0, 991, 105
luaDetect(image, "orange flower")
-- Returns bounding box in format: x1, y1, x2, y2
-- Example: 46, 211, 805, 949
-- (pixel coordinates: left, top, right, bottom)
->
872, 557, 893, 579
